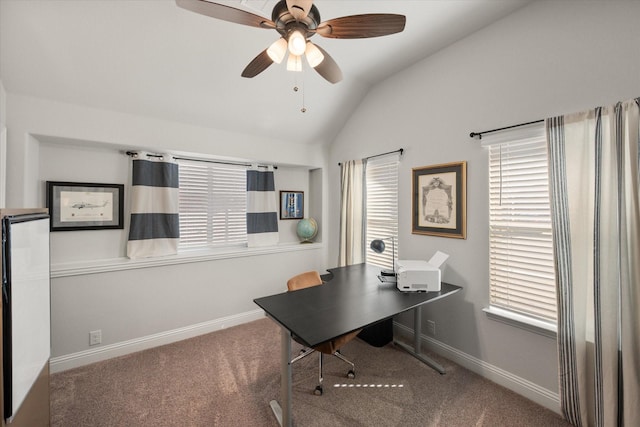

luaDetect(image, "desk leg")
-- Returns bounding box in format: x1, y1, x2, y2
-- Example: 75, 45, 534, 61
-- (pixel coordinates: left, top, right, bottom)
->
394, 306, 446, 375
269, 326, 292, 427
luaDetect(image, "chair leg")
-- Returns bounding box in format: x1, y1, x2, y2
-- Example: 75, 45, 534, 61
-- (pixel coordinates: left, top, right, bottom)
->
313, 351, 356, 396
290, 347, 314, 364
332, 351, 356, 379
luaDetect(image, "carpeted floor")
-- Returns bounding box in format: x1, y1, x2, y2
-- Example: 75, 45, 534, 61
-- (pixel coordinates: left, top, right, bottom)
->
50, 318, 570, 426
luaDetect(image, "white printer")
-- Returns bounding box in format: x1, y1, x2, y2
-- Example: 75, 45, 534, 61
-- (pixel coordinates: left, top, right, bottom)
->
395, 251, 449, 292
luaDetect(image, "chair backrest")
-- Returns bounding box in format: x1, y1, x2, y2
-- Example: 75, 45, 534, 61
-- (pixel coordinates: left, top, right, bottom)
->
287, 271, 323, 291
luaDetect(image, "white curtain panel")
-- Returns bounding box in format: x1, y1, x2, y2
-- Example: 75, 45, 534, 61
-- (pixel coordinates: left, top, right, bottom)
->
547, 98, 640, 427
338, 159, 366, 266
127, 153, 180, 259
246, 166, 279, 247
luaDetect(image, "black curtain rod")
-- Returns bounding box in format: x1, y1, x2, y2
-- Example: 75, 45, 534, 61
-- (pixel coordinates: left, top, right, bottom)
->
126, 151, 276, 169
173, 156, 277, 169
469, 119, 544, 140
126, 151, 165, 158
338, 148, 404, 166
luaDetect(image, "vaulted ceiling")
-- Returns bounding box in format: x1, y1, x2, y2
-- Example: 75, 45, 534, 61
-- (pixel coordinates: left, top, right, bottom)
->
0, 0, 530, 146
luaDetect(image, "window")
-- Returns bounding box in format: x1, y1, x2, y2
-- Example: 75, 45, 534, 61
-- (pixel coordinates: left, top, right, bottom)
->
486, 124, 557, 325
365, 155, 399, 269
177, 159, 247, 250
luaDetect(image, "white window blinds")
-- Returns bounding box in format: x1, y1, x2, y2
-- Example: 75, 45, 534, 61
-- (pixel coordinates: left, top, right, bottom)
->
365, 155, 399, 269
486, 125, 557, 323
177, 159, 247, 249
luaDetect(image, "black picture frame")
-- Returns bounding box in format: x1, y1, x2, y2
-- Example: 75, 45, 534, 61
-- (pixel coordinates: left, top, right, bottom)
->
412, 161, 467, 239
46, 181, 124, 231
279, 191, 304, 220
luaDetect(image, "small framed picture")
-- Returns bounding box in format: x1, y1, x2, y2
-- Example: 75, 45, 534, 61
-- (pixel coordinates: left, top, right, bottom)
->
280, 191, 304, 220
46, 181, 124, 231
412, 161, 467, 239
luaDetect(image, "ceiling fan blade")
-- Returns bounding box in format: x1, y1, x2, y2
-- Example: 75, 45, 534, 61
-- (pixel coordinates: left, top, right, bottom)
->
286, 0, 313, 21
241, 49, 274, 78
316, 14, 406, 39
176, 0, 275, 29
312, 45, 343, 84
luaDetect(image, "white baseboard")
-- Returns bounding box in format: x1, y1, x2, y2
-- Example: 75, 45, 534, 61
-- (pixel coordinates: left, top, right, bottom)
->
50, 309, 265, 374
393, 322, 562, 415
50, 312, 561, 416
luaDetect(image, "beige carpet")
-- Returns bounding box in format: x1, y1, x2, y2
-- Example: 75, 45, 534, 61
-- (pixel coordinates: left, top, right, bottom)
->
50, 318, 570, 426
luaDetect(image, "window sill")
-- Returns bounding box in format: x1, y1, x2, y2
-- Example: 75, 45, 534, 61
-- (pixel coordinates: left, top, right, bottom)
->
483, 306, 557, 339
51, 241, 323, 278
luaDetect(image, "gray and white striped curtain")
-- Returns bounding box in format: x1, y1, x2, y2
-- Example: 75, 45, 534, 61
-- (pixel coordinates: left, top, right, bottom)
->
546, 98, 640, 427
246, 167, 279, 247
127, 153, 180, 259
338, 159, 366, 266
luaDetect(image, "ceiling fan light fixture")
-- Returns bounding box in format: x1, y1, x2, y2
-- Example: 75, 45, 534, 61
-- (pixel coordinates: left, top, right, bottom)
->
286, 54, 302, 72
304, 41, 324, 68
267, 38, 288, 64
287, 29, 307, 56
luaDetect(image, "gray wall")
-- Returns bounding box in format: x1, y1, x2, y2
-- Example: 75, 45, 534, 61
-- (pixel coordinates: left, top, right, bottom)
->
37, 140, 313, 263
329, 0, 640, 405
3, 93, 331, 370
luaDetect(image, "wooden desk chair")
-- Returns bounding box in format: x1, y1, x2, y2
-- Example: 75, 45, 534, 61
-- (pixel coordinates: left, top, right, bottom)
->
287, 271, 360, 395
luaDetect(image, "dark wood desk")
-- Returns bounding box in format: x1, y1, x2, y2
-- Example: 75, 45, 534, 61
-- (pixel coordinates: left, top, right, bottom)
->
253, 263, 462, 427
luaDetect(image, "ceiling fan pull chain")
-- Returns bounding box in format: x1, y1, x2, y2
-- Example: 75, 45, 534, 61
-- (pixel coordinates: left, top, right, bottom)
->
301, 90, 307, 114
300, 68, 307, 113
292, 72, 307, 113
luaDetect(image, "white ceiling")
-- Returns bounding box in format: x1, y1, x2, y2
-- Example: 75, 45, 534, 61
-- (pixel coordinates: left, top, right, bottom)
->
0, 0, 530, 146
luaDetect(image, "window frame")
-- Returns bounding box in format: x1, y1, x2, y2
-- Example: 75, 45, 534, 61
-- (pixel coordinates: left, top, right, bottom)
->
483, 123, 557, 336
177, 158, 249, 251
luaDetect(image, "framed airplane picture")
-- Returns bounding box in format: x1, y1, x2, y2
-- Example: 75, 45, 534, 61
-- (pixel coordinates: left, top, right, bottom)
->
46, 181, 124, 231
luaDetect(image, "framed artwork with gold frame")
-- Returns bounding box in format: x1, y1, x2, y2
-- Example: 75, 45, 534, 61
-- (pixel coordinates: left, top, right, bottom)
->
412, 161, 467, 239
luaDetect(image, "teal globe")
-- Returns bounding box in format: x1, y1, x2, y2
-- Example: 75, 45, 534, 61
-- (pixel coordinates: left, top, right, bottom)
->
296, 218, 318, 243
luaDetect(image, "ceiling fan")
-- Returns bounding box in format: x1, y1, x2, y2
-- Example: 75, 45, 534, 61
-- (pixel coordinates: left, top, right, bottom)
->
176, 0, 406, 83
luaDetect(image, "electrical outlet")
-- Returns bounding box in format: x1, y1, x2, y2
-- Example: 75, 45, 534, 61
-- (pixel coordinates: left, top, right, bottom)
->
89, 330, 102, 346
426, 320, 436, 337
